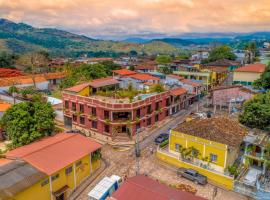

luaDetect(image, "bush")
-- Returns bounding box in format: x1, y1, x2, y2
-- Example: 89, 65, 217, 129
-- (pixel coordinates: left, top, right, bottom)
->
159, 140, 169, 148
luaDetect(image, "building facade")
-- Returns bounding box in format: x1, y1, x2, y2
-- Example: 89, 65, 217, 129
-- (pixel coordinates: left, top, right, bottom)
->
233, 63, 266, 86
0, 133, 102, 200
63, 91, 171, 141
156, 117, 247, 190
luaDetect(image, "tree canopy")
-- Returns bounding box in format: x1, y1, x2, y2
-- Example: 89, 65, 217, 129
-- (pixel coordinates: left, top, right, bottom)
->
0, 51, 18, 68
0, 101, 56, 148
59, 61, 121, 89
155, 55, 172, 64
253, 63, 270, 90
239, 92, 270, 131
202, 45, 236, 63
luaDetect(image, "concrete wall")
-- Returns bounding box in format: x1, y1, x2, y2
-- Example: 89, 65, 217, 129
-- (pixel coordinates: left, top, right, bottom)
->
233, 71, 262, 83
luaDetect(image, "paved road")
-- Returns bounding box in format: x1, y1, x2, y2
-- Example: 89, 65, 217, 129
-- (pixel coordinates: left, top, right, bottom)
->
72, 98, 209, 200
136, 98, 207, 152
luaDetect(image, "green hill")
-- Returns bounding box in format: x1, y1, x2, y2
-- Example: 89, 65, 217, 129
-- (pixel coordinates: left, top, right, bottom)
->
0, 18, 179, 57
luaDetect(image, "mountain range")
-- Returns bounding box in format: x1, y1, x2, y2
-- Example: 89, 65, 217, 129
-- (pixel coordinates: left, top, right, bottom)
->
0, 18, 179, 57
1, 18, 270, 57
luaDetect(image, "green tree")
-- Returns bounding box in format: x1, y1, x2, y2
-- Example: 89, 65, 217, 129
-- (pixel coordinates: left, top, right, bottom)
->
59, 62, 121, 89
16, 51, 50, 87
202, 45, 236, 63
0, 51, 17, 68
8, 85, 19, 104
253, 63, 270, 90
158, 66, 172, 74
239, 92, 270, 131
150, 84, 165, 93
0, 101, 55, 148
245, 41, 259, 57
155, 55, 172, 64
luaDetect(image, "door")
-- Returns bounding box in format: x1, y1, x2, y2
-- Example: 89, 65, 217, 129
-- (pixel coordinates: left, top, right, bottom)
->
56, 193, 65, 200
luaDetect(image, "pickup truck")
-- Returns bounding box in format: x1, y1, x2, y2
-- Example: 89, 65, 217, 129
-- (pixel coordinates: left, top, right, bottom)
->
177, 168, 207, 185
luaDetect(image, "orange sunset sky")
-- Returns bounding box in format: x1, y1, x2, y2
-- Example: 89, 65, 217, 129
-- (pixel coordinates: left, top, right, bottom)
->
1, 0, 270, 39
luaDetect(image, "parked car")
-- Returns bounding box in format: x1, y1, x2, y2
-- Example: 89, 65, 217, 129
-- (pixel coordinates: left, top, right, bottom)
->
66, 129, 81, 134
154, 133, 169, 145
177, 168, 207, 185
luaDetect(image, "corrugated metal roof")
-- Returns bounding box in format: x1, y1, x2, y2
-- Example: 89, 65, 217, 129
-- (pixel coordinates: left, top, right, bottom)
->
5, 133, 102, 175
0, 160, 46, 200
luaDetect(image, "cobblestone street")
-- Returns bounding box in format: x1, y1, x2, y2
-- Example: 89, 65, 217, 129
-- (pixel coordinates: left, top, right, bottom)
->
72, 99, 248, 200
75, 144, 248, 200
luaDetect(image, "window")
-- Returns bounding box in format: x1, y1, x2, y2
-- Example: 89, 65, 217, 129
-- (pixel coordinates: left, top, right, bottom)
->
72, 115, 77, 122
92, 107, 97, 116
166, 110, 169, 117
72, 102, 76, 111
65, 166, 73, 175
175, 144, 181, 152
92, 121, 97, 129
65, 101, 69, 109
147, 117, 151, 126
155, 102, 159, 111
79, 104, 84, 113
80, 116, 85, 125
136, 109, 141, 118
104, 110, 110, 119
41, 179, 49, 187
166, 98, 170, 107
155, 114, 159, 122
147, 105, 152, 114
210, 154, 218, 162
136, 123, 140, 132
52, 174, 59, 181
104, 124, 110, 133
76, 160, 82, 167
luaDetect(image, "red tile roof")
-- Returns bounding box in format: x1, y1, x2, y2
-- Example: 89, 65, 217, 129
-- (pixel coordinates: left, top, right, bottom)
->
43, 72, 67, 80
127, 73, 160, 81
89, 77, 119, 88
181, 79, 201, 87
89, 58, 113, 62
5, 133, 102, 175
112, 175, 205, 200
234, 63, 266, 73
167, 74, 185, 80
0, 68, 23, 78
112, 69, 137, 76
0, 76, 48, 87
64, 82, 90, 93
135, 61, 157, 70
170, 88, 187, 96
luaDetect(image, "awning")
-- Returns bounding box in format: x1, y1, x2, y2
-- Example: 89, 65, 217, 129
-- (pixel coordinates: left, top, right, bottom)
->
53, 185, 69, 197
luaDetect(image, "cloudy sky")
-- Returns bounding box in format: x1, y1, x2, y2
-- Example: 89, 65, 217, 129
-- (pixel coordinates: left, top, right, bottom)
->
1, 0, 270, 40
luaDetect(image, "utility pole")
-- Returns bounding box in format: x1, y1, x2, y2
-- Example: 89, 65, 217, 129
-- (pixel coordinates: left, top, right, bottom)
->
135, 129, 140, 175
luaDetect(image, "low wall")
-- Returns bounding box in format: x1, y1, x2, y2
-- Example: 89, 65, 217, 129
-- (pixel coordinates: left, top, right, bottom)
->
156, 150, 234, 190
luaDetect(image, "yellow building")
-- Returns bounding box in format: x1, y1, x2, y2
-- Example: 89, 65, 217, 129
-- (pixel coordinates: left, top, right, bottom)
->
233, 63, 266, 86
0, 133, 102, 200
156, 117, 247, 190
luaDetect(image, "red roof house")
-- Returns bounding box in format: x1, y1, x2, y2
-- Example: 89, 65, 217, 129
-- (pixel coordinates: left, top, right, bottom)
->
5, 133, 102, 175
127, 73, 160, 81
234, 63, 266, 73
112, 69, 137, 76
111, 175, 205, 200
170, 88, 188, 96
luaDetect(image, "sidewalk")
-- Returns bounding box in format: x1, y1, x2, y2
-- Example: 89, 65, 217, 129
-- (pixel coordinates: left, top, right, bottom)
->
68, 159, 108, 200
